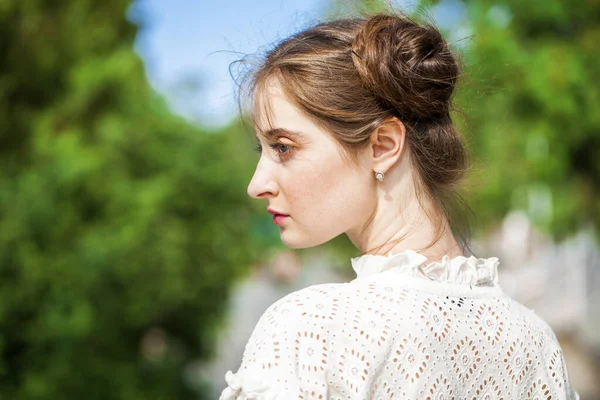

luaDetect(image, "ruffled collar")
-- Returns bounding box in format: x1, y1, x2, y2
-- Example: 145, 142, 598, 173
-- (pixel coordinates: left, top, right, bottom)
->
350, 249, 499, 286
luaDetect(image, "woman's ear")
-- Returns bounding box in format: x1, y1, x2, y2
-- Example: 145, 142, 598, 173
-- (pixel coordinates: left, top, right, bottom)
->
369, 117, 406, 172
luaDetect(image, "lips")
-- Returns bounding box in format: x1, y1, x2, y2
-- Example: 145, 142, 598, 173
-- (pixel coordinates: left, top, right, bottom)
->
267, 207, 289, 217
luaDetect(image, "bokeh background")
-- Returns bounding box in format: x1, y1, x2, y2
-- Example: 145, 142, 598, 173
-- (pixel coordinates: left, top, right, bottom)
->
0, 0, 598, 399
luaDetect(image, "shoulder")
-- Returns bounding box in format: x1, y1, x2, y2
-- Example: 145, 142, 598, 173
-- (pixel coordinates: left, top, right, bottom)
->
502, 296, 562, 345
498, 296, 580, 398
240, 280, 406, 371
256, 282, 349, 332
261, 279, 418, 326
244, 282, 349, 347
224, 283, 348, 399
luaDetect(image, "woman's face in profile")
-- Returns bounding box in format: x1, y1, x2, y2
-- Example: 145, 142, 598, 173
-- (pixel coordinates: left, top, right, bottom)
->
247, 81, 375, 249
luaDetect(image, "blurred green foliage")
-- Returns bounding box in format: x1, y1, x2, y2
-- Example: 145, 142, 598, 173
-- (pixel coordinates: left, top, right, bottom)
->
0, 0, 268, 398
454, 0, 600, 239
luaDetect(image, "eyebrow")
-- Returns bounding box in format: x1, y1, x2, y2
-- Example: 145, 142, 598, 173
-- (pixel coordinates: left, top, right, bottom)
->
256, 128, 304, 141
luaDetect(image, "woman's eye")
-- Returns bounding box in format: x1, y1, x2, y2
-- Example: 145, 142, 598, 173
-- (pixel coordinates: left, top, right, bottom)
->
270, 143, 291, 155
253, 140, 294, 160
270, 143, 295, 160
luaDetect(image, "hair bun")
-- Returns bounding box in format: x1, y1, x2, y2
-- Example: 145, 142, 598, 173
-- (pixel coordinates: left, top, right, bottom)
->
351, 14, 459, 121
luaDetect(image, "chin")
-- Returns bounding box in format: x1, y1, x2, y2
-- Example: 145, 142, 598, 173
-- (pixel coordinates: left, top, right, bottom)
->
280, 234, 313, 249
279, 229, 335, 249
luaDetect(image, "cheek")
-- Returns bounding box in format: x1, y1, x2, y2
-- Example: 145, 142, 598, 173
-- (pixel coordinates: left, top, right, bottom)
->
283, 165, 324, 210
287, 160, 371, 227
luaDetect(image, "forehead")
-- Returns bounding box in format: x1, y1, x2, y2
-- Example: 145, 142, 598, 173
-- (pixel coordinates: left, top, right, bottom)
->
253, 78, 362, 167
253, 79, 318, 140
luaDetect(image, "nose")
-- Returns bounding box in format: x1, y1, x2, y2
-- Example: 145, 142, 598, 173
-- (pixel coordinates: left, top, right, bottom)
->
247, 158, 279, 199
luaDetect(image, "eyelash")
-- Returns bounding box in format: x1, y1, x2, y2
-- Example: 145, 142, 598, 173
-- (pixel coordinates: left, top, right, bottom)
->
254, 142, 295, 160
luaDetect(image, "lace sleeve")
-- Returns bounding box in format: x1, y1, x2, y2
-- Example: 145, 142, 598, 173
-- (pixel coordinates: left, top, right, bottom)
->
219, 284, 341, 400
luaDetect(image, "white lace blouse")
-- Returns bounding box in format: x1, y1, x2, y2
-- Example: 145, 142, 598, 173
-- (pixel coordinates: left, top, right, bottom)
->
220, 250, 579, 399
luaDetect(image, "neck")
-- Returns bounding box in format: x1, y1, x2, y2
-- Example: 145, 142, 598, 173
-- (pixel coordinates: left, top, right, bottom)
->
345, 168, 463, 262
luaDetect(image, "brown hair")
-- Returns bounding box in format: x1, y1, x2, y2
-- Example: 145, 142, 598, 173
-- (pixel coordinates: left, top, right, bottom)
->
235, 12, 473, 256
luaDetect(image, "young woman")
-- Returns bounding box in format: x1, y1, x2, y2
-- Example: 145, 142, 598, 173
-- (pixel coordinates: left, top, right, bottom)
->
220, 12, 579, 400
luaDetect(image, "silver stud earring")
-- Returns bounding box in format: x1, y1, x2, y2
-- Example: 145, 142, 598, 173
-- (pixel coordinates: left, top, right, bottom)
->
375, 170, 385, 182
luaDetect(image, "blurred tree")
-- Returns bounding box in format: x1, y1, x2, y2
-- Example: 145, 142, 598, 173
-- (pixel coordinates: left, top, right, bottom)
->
449, 0, 600, 240
0, 0, 266, 399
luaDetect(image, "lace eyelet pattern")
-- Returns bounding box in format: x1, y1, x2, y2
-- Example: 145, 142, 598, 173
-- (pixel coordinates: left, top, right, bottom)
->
220, 250, 579, 400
